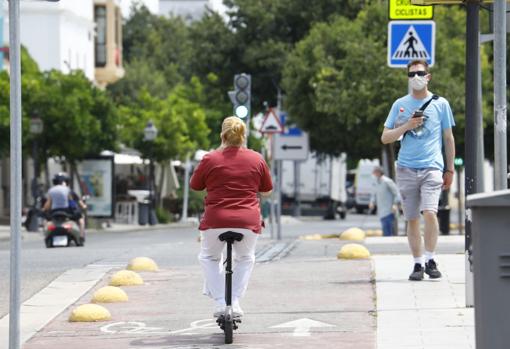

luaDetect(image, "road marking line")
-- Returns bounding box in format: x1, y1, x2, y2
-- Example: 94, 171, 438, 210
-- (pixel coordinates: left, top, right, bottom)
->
271, 318, 335, 337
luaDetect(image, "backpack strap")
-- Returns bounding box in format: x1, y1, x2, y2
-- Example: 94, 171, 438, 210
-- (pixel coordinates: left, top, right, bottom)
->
418, 94, 439, 112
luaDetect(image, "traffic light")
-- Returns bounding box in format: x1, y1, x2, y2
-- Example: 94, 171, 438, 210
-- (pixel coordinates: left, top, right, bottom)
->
230, 73, 251, 119
454, 157, 464, 168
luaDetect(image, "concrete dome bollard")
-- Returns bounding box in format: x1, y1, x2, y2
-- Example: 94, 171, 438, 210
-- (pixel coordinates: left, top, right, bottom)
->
109, 270, 144, 286
339, 227, 366, 241
366, 229, 383, 237
69, 304, 111, 322
337, 243, 371, 259
92, 286, 128, 303
127, 257, 159, 272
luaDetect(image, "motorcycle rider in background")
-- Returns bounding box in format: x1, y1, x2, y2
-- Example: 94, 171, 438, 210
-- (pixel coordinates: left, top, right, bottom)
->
43, 173, 87, 242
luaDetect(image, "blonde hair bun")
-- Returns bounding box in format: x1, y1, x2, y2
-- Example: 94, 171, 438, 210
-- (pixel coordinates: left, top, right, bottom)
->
221, 116, 246, 147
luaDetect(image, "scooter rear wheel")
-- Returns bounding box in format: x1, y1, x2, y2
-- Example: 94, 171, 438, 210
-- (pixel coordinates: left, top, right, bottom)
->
224, 319, 233, 344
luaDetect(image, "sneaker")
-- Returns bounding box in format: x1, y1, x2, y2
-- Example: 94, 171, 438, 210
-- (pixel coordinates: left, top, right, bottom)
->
409, 263, 424, 281
232, 300, 244, 318
425, 259, 442, 279
213, 300, 226, 318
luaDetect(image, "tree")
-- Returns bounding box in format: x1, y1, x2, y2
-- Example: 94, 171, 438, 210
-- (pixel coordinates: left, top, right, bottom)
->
0, 46, 43, 156
223, 0, 367, 108
118, 79, 210, 162
25, 70, 119, 168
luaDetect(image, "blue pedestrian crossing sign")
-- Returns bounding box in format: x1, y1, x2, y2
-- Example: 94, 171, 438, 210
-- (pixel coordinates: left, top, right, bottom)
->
388, 20, 435, 68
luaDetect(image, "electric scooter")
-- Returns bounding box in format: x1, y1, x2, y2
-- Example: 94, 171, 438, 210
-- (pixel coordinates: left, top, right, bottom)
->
216, 231, 244, 344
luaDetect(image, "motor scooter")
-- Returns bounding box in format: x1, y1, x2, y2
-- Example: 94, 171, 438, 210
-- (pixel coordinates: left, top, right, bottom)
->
44, 210, 84, 248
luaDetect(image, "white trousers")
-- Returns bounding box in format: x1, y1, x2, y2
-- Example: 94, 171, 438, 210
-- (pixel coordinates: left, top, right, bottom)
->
198, 228, 258, 302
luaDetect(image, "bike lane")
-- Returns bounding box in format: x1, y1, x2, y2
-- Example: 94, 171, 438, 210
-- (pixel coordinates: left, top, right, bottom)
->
23, 240, 376, 349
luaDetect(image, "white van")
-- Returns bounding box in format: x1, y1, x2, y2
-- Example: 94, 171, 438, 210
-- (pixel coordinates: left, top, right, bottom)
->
354, 159, 380, 214
281, 152, 348, 219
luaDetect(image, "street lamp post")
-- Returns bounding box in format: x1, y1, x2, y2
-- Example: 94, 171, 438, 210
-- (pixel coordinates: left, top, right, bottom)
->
27, 115, 43, 232
144, 121, 158, 226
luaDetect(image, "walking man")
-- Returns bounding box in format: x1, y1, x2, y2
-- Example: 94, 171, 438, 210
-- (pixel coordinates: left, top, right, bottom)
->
381, 60, 455, 281
369, 166, 400, 237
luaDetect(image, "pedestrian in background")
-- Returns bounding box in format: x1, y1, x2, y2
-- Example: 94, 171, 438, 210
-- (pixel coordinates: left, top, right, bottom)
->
381, 59, 455, 281
190, 116, 273, 318
369, 166, 400, 237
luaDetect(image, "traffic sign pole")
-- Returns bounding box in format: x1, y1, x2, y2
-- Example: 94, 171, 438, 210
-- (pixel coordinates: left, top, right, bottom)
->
269, 135, 276, 240
464, 1, 483, 308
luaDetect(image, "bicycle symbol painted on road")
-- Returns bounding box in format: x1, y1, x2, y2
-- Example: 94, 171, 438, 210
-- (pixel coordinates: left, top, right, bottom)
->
100, 319, 218, 336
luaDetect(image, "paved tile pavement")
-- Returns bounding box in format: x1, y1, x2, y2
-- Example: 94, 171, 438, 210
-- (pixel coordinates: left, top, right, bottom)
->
373, 254, 475, 349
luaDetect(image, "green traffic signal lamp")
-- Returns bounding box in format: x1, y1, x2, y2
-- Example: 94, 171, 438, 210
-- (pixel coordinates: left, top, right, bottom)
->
232, 73, 251, 119
454, 157, 464, 168
235, 105, 249, 119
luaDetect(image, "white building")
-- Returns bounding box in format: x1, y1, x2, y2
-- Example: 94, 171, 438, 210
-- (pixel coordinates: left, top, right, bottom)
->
2, 0, 124, 85
3, 0, 96, 80
159, 0, 226, 20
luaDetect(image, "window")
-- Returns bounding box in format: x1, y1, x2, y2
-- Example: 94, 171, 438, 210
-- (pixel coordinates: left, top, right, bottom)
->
95, 5, 107, 67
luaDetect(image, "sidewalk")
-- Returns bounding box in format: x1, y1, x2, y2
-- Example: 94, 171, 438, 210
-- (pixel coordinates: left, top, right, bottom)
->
0, 221, 198, 242
374, 254, 474, 349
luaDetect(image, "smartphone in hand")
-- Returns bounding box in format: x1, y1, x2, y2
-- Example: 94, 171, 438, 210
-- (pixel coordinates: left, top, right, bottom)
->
412, 110, 424, 118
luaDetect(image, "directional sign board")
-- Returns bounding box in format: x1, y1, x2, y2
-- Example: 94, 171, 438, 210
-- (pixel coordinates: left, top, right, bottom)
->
389, 0, 433, 20
273, 132, 309, 161
388, 20, 435, 68
260, 108, 283, 134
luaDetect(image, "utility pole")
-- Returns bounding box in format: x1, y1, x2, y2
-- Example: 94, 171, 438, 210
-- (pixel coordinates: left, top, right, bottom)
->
493, 0, 508, 190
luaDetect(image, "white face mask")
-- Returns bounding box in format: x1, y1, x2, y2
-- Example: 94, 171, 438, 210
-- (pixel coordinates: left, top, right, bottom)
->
409, 76, 428, 91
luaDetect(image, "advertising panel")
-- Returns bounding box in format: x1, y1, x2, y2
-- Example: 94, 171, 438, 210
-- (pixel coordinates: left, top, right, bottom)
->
78, 157, 114, 218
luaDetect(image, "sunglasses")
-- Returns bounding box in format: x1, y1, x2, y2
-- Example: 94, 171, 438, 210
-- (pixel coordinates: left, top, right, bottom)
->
408, 71, 428, 78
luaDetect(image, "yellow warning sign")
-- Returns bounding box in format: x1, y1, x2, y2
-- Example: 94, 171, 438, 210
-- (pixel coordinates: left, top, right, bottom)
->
389, 0, 433, 20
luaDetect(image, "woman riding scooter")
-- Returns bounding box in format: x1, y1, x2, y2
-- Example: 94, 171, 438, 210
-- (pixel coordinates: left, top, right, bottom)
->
190, 117, 273, 318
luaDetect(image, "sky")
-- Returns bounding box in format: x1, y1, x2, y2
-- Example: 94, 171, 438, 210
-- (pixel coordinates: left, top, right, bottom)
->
119, 0, 227, 19
119, 0, 159, 18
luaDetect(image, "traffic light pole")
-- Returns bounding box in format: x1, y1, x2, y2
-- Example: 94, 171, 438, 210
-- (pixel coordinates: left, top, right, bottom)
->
464, 0, 483, 308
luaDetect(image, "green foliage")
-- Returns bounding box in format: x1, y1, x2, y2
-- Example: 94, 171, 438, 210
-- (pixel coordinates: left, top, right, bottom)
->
28, 70, 118, 162
156, 206, 174, 223
223, 0, 367, 107
118, 79, 210, 162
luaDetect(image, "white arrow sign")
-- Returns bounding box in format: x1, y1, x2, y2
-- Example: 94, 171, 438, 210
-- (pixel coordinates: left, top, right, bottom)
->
270, 318, 335, 337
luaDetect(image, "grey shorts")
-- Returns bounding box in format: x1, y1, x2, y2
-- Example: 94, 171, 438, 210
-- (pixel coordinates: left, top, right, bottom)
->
396, 167, 443, 220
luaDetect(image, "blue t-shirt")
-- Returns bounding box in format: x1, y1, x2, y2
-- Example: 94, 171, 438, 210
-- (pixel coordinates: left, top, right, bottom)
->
385, 93, 455, 170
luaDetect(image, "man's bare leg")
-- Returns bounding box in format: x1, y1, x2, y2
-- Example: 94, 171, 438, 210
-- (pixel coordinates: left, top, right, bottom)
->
423, 210, 439, 253
407, 218, 422, 257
